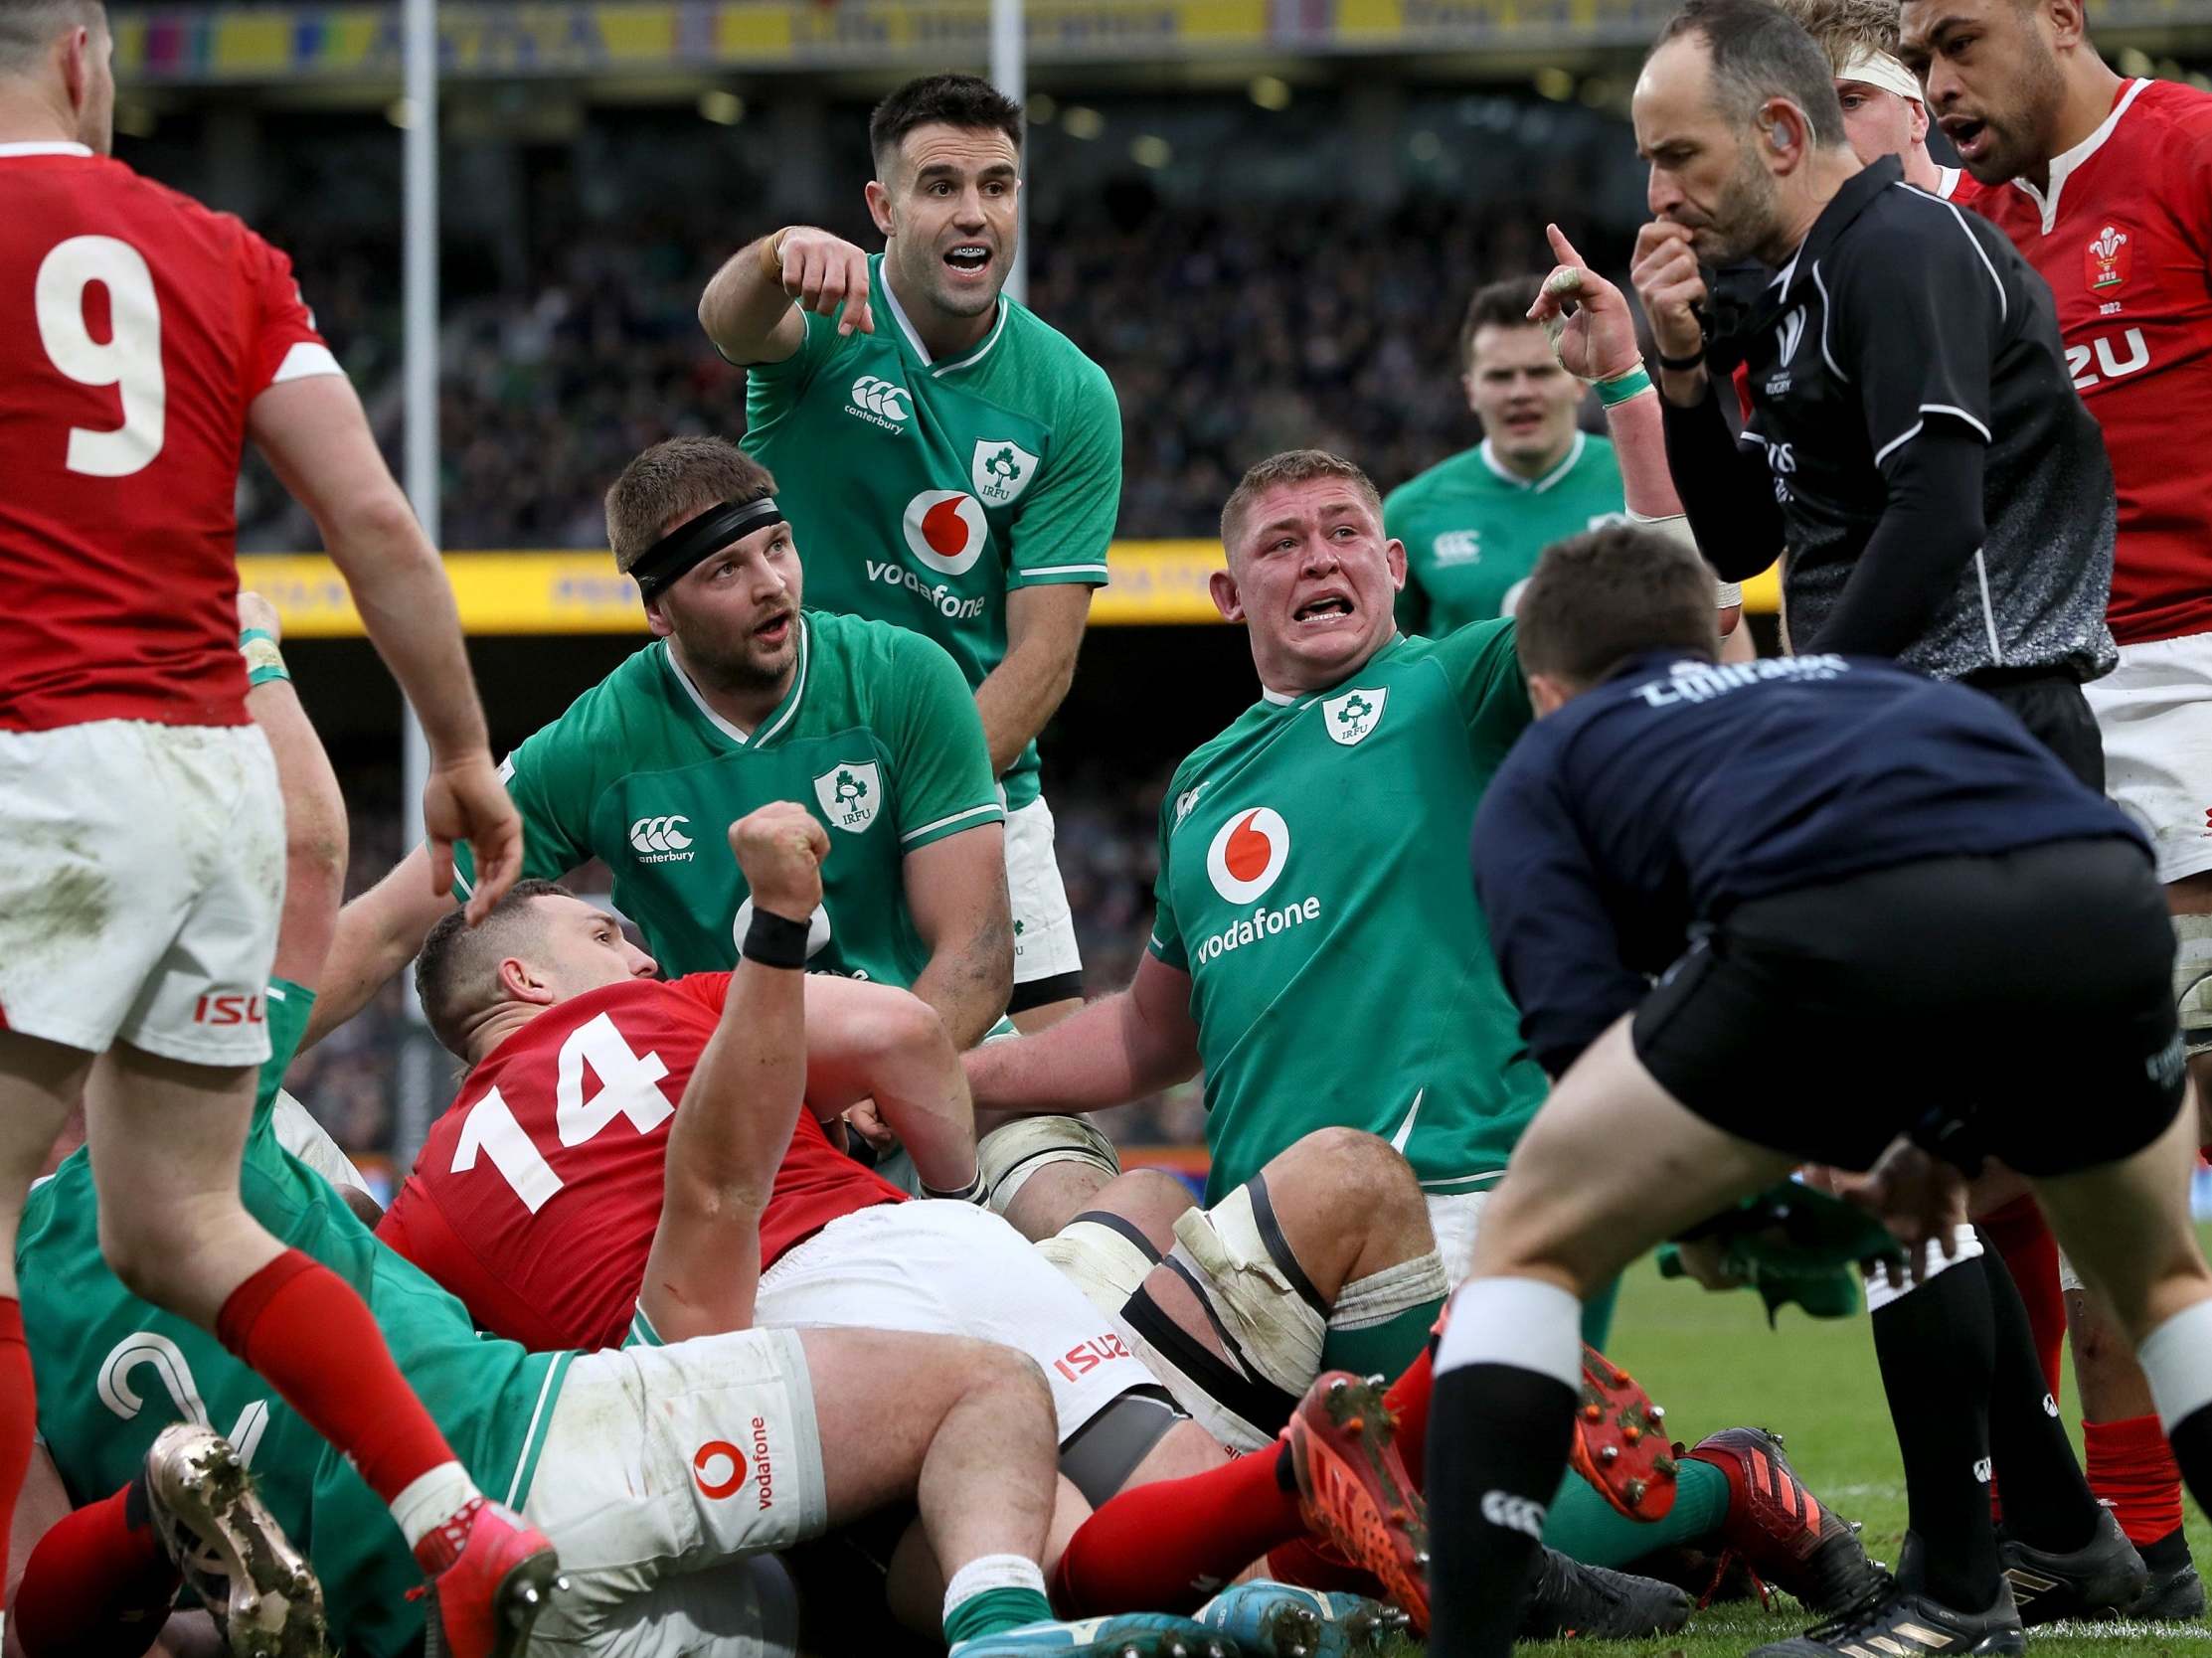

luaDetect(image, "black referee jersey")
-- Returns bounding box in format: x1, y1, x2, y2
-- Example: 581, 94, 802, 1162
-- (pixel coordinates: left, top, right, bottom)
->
1662, 156, 2118, 685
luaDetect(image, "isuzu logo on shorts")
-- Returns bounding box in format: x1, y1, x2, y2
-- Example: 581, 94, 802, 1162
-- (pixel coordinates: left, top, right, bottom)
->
628, 815, 695, 863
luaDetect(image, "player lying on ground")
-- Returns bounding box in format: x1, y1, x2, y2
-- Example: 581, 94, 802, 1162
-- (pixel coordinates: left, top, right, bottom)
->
0, 4, 542, 1645
6, 628, 1204, 1658
378, 838, 1752, 1645
1427, 525, 2212, 1658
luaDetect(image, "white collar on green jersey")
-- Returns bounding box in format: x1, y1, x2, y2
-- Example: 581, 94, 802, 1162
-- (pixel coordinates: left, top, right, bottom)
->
880, 256, 1010, 377
1477, 428, 1585, 495
1258, 631, 1408, 705
660, 615, 811, 748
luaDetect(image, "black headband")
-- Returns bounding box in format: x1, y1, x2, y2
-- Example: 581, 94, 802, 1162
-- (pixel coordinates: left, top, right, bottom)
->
629, 497, 784, 600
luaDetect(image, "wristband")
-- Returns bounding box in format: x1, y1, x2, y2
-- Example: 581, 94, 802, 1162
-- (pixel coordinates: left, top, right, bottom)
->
759, 228, 791, 282
1655, 347, 1707, 373
741, 907, 811, 969
1593, 365, 1653, 407
922, 1166, 988, 1205
240, 627, 290, 688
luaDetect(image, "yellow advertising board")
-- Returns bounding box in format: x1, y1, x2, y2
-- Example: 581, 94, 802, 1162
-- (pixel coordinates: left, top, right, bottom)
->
238, 543, 1776, 635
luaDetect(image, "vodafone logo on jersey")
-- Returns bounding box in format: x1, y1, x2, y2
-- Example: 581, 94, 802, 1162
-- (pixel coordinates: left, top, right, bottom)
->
903, 490, 987, 577
1206, 808, 1289, 904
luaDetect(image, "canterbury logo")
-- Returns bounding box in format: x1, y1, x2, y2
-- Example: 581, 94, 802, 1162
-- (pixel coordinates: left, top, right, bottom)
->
628, 815, 693, 854
1479, 1490, 1547, 1538
850, 376, 912, 421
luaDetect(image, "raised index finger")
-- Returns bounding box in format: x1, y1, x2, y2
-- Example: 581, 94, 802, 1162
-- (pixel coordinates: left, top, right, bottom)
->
1545, 222, 1589, 272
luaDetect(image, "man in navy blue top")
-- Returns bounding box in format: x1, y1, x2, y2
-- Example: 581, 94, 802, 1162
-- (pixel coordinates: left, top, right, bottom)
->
1424, 524, 2212, 1658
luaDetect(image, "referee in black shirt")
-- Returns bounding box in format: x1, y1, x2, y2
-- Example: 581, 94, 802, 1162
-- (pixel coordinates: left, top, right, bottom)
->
1630, 0, 2118, 784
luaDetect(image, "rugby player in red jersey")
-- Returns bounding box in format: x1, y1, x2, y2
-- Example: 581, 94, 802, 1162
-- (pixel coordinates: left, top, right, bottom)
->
1904, 0, 2212, 1608
0, 2, 545, 1647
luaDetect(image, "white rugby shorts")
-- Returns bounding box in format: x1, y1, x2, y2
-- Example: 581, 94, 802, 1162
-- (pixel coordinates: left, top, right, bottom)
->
757, 1200, 1151, 1442
2084, 629, 2212, 884
524, 1328, 821, 1656
0, 720, 281, 1066
1006, 795, 1083, 989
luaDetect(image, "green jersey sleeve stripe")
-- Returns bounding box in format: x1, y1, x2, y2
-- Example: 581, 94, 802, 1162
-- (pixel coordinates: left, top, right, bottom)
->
501, 1351, 575, 1510
629, 1305, 665, 1347
900, 802, 1005, 844
1014, 563, 1110, 578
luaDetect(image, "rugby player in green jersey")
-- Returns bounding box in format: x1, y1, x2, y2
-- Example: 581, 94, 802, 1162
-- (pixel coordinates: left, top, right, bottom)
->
310, 435, 1015, 1049
7, 631, 1199, 1658
1390, 273, 1748, 648
699, 75, 1118, 1045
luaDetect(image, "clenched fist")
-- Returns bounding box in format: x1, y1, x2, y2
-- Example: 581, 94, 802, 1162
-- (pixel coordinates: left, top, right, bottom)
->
763, 226, 877, 338
730, 802, 829, 922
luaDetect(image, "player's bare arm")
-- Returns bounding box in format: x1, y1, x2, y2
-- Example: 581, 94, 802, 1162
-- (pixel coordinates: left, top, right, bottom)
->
698, 226, 876, 367
636, 803, 826, 1343
298, 843, 454, 1051
1532, 227, 1744, 634
975, 584, 1093, 778
965, 951, 1202, 1112
247, 375, 521, 921
798, 975, 980, 1195
239, 593, 349, 991
902, 824, 1015, 1047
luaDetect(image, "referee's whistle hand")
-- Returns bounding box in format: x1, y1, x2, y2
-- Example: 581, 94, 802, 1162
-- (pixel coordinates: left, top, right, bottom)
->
1629, 220, 1708, 368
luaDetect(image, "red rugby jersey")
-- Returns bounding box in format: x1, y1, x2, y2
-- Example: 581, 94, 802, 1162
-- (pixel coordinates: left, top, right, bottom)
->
1947, 80, 2212, 645
0, 142, 340, 731
378, 974, 905, 1352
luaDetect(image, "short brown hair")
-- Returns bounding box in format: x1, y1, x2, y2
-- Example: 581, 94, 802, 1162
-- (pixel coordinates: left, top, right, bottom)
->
603, 437, 774, 574
1513, 526, 1719, 686
1219, 449, 1384, 557
0, 0, 102, 73
1458, 275, 1548, 370
416, 879, 573, 1057
1764, 0, 1902, 76
1652, 0, 1850, 150
869, 74, 1024, 175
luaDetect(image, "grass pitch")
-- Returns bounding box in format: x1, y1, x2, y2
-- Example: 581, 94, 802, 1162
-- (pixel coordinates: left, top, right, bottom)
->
1381, 1245, 2212, 1657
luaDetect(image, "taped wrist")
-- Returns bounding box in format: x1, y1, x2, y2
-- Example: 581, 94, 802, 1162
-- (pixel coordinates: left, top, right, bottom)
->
741, 908, 811, 968
240, 626, 289, 688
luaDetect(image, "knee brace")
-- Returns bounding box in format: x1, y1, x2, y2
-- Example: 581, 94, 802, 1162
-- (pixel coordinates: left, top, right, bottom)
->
976, 1115, 1121, 1215
2173, 913, 2212, 1058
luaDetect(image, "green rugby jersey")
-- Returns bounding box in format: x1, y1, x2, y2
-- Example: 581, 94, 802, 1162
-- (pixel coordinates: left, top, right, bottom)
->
458, 609, 1001, 983
17, 982, 571, 1658
1148, 623, 1549, 1203
741, 253, 1121, 812
1386, 431, 1628, 636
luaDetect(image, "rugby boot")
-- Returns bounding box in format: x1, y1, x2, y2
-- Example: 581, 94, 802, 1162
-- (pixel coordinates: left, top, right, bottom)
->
1572, 1345, 1678, 1519
1685, 1426, 1881, 1615
1283, 1371, 1432, 1633
410, 1497, 565, 1658
1193, 1580, 1409, 1656
948, 1613, 1238, 1657
2127, 1529, 2207, 1620
2000, 1505, 2147, 1623
1521, 1545, 1692, 1640
144, 1422, 328, 1658
1746, 1569, 2025, 1657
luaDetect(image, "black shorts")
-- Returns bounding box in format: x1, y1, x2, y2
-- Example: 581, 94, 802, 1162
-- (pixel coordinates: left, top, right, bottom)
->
1966, 668, 2106, 792
1631, 838, 2183, 1175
